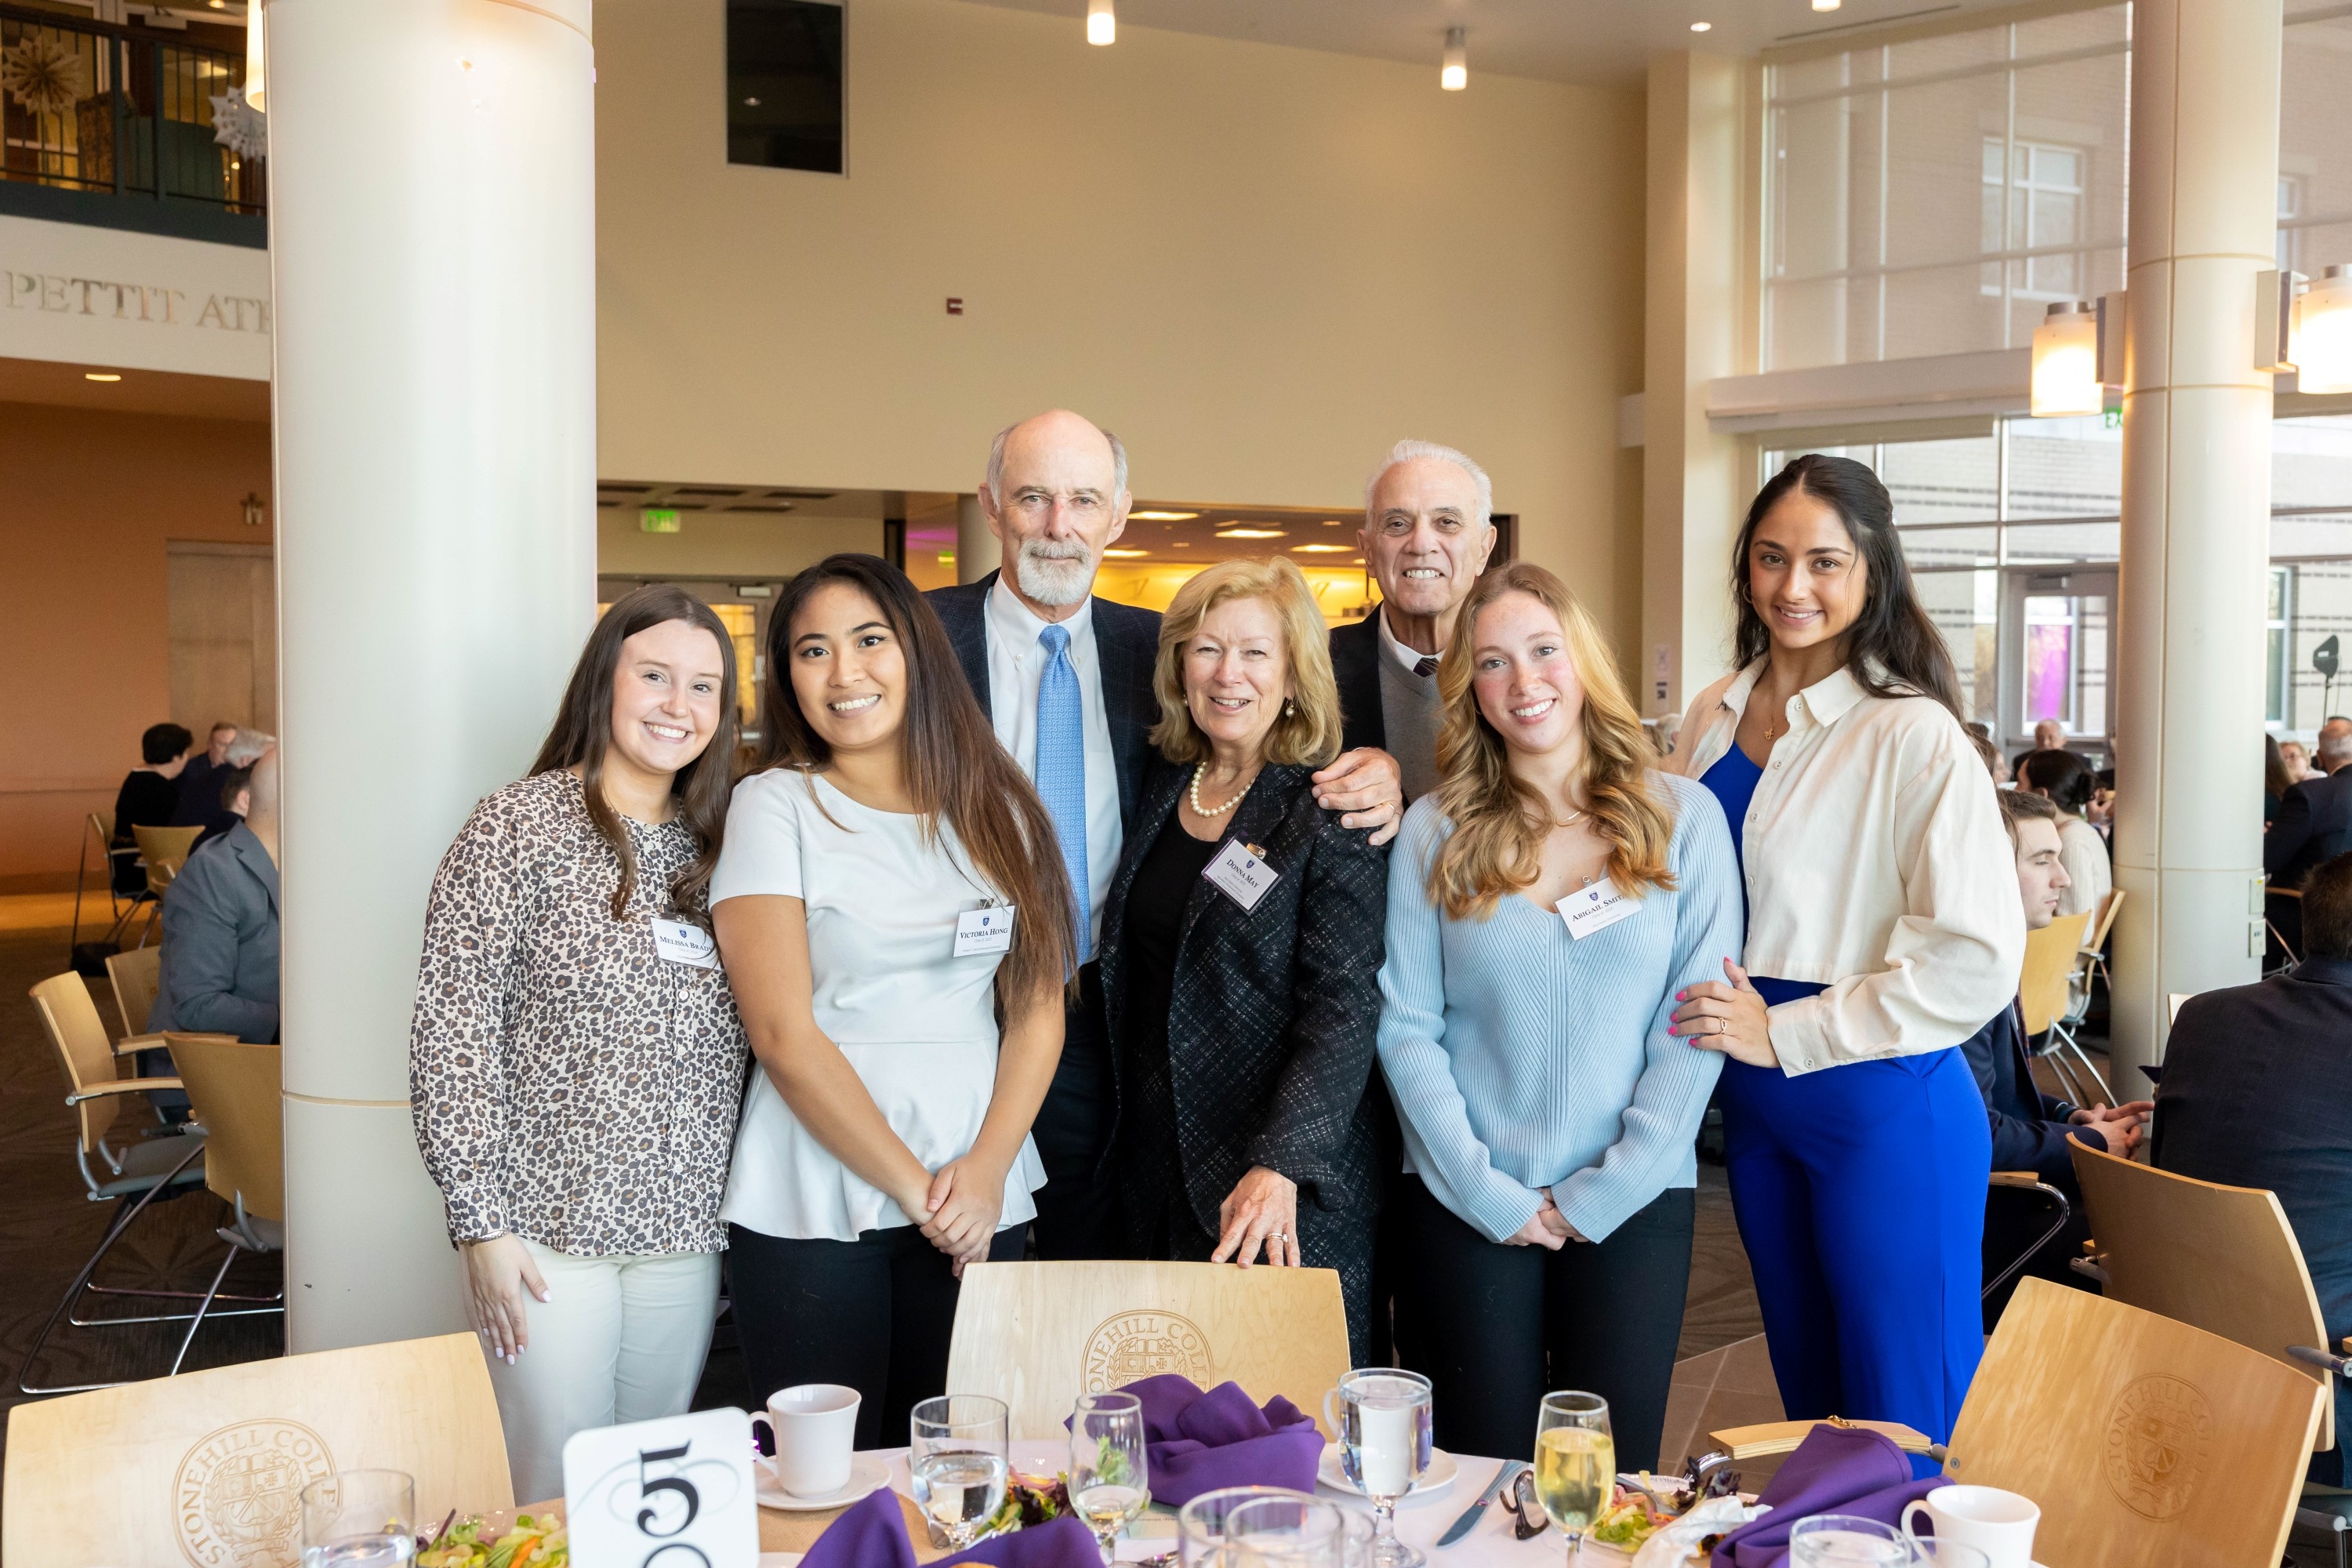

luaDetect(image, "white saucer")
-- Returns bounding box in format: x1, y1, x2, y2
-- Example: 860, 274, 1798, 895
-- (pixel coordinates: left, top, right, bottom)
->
755, 1453, 891, 1512
1315, 1443, 1459, 1507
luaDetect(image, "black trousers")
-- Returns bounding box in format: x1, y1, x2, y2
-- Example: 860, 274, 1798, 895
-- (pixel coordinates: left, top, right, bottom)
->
728, 1221, 1024, 1451
1390, 1175, 1693, 1473
1029, 962, 1126, 1260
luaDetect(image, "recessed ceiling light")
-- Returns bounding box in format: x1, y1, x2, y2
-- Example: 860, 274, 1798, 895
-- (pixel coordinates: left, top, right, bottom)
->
1131, 510, 1197, 521
1217, 527, 1287, 539
1690, 20, 1712, 31
1102, 548, 1149, 558
84, 372, 122, 382
1813, 0, 1841, 9
1290, 543, 1352, 554
1171, 542, 1192, 548
1323, 519, 1346, 527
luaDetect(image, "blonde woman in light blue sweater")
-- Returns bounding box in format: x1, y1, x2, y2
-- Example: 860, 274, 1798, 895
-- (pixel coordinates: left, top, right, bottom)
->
1376, 562, 1742, 1470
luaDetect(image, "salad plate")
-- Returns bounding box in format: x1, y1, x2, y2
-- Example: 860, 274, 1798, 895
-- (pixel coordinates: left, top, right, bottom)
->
756, 1453, 892, 1512
1314, 1443, 1458, 1505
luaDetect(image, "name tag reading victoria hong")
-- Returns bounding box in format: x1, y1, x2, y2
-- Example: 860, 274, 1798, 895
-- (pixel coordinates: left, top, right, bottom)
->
652, 917, 720, 970
1559, 878, 1639, 940
955, 904, 1017, 957
1204, 838, 1279, 912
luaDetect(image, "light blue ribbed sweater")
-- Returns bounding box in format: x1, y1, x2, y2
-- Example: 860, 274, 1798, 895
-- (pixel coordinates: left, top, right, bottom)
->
1375, 774, 1744, 1244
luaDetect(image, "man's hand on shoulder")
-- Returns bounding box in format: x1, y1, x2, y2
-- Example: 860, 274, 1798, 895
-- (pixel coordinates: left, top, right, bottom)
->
1310, 748, 1404, 846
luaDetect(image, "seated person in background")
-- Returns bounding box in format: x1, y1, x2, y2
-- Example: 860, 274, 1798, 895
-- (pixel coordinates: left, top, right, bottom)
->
1965, 721, 2010, 783
2155, 848, 2352, 1483
189, 729, 275, 852
2283, 738, 2318, 786
111, 723, 193, 896
2269, 734, 2295, 829
172, 722, 238, 828
2015, 747, 2111, 922
2009, 717, 2065, 780
151, 746, 281, 1044
1975, 790, 2150, 1324
2267, 720, 2352, 956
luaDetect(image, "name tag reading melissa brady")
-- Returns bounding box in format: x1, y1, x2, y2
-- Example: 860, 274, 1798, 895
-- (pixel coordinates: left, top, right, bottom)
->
1204, 838, 1279, 912
1558, 879, 1639, 941
652, 917, 720, 969
954, 904, 1017, 957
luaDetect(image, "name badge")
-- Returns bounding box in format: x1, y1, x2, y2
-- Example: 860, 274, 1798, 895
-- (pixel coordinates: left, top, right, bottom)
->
653, 917, 720, 970
955, 904, 1017, 957
1559, 879, 1639, 940
1204, 838, 1279, 912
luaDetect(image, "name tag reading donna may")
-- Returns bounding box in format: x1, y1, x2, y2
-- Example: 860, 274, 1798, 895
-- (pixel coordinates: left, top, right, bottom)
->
1205, 838, 1279, 912
1558, 878, 1639, 940
652, 917, 720, 970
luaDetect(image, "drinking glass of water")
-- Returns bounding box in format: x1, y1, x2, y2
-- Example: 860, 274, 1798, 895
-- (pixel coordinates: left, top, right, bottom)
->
1178, 1486, 1311, 1568
1222, 1493, 1346, 1568
1069, 1391, 1149, 1565
1323, 1367, 1432, 1568
299, 1470, 416, 1568
909, 1394, 1010, 1550
1788, 1515, 1911, 1568
1532, 1391, 1612, 1556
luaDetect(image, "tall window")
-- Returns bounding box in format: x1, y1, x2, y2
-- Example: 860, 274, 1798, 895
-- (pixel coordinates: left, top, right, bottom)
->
728, 0, 846, 176
1982, 138, 2087, 300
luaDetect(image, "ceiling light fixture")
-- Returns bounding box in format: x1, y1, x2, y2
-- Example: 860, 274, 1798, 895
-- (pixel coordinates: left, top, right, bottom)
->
1441, 27, 1468, 91
84, 372, 122, 382
1290, 543, 1351, 554
245, 0, 264, 111
1130, 510, 1197, 521
1217, 527, 1287, 539
1690, 21, 1712, 33
1087, 0, 1114, 46
2029, 300, 2104, 416
1103, 547, 1149, 558
1813, 0, 1842, 9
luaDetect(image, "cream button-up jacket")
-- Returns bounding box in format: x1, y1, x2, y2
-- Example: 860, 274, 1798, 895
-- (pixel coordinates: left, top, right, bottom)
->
1668, 661, 2025, 1077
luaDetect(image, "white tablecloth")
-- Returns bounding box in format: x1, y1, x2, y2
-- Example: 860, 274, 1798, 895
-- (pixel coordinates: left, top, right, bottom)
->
868, 1439, 1569, 1566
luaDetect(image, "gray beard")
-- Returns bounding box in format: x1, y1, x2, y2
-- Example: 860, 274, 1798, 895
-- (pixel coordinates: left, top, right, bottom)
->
1014, 545, 1095, 607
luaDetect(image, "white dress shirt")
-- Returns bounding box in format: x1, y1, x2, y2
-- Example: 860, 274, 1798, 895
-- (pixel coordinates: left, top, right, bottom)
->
984, 575, 1123, 946
1377, 606, 1437, 674
1671, 662, 2025, 1076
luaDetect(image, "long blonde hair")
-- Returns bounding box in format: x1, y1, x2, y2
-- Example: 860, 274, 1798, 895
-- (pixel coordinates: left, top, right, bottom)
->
1428, 562, 1677, 920
1150, 557, 1344, 768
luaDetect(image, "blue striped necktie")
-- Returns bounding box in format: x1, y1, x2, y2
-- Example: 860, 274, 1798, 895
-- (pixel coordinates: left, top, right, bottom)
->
1035, 622, 1091, 962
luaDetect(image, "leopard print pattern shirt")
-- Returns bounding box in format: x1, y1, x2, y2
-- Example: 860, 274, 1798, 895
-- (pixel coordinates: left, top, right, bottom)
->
409, 770, 748, 1255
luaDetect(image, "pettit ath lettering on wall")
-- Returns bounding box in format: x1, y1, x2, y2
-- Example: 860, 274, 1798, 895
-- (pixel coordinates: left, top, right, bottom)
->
0, 212, 272, 380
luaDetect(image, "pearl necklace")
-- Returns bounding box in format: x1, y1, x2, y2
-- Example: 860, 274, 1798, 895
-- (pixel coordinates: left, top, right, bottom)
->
1189, 764, 1258, 818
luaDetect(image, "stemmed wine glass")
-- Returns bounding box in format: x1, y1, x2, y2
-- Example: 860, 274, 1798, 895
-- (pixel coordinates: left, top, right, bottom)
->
1069, 1391, 1150, 1565
910, 1394, 1010, 1550
1323, 1368, 1432, 1568
1532, 1392, 1611, 1559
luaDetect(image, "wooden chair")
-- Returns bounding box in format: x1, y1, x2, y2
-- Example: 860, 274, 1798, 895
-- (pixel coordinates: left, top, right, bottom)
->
1710, 1280, 2322, 1568
2, 1333, 514, 1568
2020, 910, 2106, 1105
105, 942, 162, 1037
132, 822, 204, 900
2070, 1133, 2336, 1449
161, 1034, 287, 1374
2053, 885, 2124, 1028
945, 1261, 1352, 1439
69, 808, 137, 955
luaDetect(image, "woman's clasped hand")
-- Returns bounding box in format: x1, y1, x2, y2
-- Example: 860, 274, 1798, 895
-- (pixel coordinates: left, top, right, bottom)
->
1669, 956, 1777, 1068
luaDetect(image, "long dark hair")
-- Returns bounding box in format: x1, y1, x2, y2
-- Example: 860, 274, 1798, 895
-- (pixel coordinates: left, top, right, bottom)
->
760, 554, 1077, 1002
1732, 453, 1968, 729
2021, 746, 2096, 814
530, 585, 741, 920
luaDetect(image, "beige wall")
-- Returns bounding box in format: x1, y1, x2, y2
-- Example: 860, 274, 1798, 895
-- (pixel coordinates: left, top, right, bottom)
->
0, 401, 273, 891
597, 510, 885, 577
595, 0, 1647, 654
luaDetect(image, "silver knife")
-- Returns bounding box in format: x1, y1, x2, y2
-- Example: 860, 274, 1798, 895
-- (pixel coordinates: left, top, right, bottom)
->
1436, 1459, 1524, 1548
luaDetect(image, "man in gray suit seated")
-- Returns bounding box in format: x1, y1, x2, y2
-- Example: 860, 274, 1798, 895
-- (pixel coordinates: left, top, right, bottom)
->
152, 744, 281, 1044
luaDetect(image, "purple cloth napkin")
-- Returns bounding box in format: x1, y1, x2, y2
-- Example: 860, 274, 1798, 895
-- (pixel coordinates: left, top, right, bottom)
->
1117, 1374, 1325, 1506
1710, 1425, 1943, 1568
799, 1486, 1101, 1568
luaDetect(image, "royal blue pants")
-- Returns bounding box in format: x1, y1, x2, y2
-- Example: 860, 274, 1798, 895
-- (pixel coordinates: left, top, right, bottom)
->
1719, 1041, 1992, 1451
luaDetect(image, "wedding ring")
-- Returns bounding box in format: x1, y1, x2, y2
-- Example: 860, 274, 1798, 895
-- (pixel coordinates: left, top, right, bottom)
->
1268, 1231, 1287, 1241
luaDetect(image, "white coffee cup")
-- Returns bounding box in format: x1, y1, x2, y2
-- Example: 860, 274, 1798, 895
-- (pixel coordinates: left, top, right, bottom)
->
1902, 1485, 2039, 1568
753, 1383, 861, 1498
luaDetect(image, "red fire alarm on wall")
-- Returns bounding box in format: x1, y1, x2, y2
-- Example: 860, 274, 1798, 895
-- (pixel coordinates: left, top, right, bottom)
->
946, 297, 964, 315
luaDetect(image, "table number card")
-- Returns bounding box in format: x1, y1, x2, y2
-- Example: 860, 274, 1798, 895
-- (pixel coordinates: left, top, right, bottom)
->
563, 1406, 760, 1568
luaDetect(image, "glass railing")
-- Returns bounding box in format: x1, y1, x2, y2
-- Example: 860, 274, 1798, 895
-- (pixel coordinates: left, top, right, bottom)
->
1, 3, 262, 216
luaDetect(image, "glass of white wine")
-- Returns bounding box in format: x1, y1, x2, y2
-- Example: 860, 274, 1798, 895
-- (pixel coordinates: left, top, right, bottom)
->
1532, 1391, 1612, 1559
1069, 1391, 1150, 1565
909, 1394, 1010, 1550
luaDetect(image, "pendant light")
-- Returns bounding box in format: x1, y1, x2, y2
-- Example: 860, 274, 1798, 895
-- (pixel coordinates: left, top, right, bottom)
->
1087, 0, 1114, 46
1441, 27, 1467, 91
245, 0, 266, 112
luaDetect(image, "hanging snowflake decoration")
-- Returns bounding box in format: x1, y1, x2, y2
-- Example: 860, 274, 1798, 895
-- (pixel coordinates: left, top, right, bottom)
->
210, 84, 267, 161
2, 36, 89, 117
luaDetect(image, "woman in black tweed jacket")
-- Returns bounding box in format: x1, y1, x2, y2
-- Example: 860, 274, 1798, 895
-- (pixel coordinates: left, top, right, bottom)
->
1098, 557, 1389, 1362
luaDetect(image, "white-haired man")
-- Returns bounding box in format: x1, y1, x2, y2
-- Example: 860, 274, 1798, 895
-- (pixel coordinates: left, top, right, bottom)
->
927, 409, 1403, 1259
1330, 441, 1501, 801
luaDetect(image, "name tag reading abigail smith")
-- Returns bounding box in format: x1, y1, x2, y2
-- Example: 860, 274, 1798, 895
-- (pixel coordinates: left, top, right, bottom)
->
1558, 879, 1639, 940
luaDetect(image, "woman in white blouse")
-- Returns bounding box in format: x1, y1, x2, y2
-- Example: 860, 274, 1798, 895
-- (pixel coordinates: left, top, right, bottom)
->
1667, 454, 2023, 1460
712, 554, 1077, 1450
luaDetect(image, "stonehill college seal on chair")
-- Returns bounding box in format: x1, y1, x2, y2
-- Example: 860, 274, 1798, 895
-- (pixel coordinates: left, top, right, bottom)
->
2101, 1374, 2213, 1523
1083, 1309, 1214, 1390
173, 1418, 336, 1568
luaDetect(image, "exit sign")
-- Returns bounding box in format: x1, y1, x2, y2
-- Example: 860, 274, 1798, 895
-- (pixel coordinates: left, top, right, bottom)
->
641, 508, 681, 534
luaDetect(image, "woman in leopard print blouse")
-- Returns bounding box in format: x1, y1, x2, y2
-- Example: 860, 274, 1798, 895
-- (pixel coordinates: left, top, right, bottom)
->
408, 585, 748, 1502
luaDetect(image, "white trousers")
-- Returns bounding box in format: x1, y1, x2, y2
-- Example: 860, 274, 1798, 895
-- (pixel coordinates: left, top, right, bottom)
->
484, 1240, 722, 1503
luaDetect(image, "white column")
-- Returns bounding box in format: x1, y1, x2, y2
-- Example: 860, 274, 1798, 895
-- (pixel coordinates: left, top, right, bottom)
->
2110, 0, 2281, 1082
1642, 51, 1748, 717
269, 0, 598, 1351
956, 492, 1000, 585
